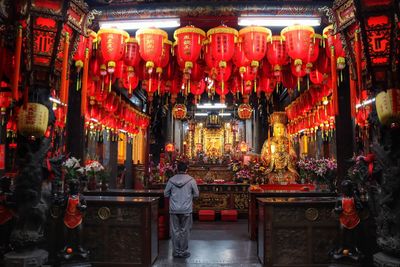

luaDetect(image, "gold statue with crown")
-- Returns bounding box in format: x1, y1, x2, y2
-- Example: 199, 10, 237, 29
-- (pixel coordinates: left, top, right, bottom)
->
261, 112, 299, 184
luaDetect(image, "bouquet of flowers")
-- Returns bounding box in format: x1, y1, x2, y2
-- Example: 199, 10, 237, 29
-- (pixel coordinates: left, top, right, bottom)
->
85, 160, 108, 190
62, 157, 84, 183
297, 158, 337, 190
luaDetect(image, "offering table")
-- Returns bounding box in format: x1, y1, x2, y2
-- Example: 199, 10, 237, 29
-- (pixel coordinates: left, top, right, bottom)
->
84, 189, 169, 239
84, 196, 158, 267
257, 197, 338, 267
248, 184, 336, 240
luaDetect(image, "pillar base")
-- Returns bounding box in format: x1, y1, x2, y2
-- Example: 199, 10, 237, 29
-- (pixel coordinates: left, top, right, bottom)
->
4, 249, 48, 267
374, 252, 400, 267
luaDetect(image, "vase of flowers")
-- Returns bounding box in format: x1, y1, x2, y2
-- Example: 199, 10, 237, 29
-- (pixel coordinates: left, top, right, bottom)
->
297, 158, 337, 191
85, 160, 105, 191
62, 157, 84, 189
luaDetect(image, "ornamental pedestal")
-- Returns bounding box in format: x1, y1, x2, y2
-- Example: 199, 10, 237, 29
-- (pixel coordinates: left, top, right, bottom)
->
373, 252, 400, 267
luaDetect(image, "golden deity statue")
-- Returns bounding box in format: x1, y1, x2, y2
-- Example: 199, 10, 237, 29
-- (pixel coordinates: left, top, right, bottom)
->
261, 112, 299, 184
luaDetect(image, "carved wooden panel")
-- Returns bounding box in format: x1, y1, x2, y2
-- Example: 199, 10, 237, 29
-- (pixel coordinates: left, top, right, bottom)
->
234, 193, 248, 210
194, 192, 229, 211
274, 228, 308, 265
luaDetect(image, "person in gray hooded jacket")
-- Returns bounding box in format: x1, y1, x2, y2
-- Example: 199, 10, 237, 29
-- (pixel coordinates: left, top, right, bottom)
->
164, 161, 199, 258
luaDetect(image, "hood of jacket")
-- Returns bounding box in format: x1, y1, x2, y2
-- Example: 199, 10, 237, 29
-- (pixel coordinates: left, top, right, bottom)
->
169, 174, 192, 188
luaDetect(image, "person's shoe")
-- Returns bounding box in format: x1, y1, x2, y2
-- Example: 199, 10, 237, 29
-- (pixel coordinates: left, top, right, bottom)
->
180, 251, 191, 258
173, 253, 181, 258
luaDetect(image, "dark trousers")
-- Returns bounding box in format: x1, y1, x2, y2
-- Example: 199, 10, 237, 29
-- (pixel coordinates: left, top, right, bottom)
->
170, 213, 192, 255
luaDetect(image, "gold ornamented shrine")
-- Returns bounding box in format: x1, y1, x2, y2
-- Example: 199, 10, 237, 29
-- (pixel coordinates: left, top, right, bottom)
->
186, 122, 237, 159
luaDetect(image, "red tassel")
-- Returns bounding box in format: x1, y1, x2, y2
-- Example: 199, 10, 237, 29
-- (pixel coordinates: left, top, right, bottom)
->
12, 26, 22, 102
60, 33, 70, 105
330, 46, 338, 115
81, 48, 89, 116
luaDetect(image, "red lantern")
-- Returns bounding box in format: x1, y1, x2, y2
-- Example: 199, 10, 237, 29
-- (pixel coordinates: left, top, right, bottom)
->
266, 36, 290, 78
170, 76, 182, 104
259, 76, 275, 99
155, 40, 172, 76
215, 81, 230, 103
105, 93, 120, 113
281, 25, 315, 73
239, 141, 248, 152
174, 26, 206, 75
323, 25, 346, 70
206, 25, 238, 68
136, 28, 168, 74
238, 103, 253, 120
98, 29, 129, 74
74, 35, 87, 73
122, 72, 139, 95
190, 80, 205, 103
172, 104, 187, 120
305, 34, 322, 73
124, 37, 141, 70
165, 142, 175, 153
233, 40, 251, 75
239, 26, 271, 70
0, 91, 12, 116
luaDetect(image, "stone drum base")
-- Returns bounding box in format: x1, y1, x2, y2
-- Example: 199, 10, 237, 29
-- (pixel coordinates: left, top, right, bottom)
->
4, 249, 48, 267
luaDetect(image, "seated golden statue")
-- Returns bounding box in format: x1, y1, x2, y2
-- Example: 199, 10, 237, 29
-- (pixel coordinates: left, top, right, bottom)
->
261, 112, 299, 184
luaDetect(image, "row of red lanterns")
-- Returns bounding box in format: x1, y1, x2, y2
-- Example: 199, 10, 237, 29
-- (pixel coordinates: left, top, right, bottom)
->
75, 23, 345, 109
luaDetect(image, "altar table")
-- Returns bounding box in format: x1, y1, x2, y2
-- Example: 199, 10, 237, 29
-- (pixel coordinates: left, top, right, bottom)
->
248, 184, 336, 240
84, 196, 158, 267
84, 189, 169, 239
257, 197, 338, 267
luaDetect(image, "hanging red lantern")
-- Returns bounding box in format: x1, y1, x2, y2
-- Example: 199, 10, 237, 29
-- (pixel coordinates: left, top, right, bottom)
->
170, 76, 182, 104
0, 91, 12, 117
136, 28, 168, 74
238, 103, 253, 120
266, 36, 290, 78
233, 40, 251, 76
155, 40, 172, 77
97, 28, 129, 74
122, 72, 139, 96
259, 76, 275, 100
172, 104, 187, 120
105, 93, 120, 113
281, 25, 315, 73
190, 80, 205, 104
165, 142, 175, 153
239, 26, 271, 70
207, 25, 238, 69
143, 79, 159, 101
215, 81, 230, 103
305, 34, 322, 73
124, 37, 141, 71
174, 26, 206, 76
282, 69, 298, 97
214, 63, 232, 95
74, 35, 87, 74
323, 25, 346, 70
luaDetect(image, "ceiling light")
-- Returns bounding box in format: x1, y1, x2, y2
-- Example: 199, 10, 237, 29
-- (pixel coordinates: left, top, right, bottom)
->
195, 112, 208, 117
219, 112, 231, 117
238, 16, 321, 27
197, 103, 227, 109
99, 18, 181, 30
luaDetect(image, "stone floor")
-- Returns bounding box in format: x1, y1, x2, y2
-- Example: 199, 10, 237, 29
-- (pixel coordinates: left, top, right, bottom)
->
153, 219, 261, 267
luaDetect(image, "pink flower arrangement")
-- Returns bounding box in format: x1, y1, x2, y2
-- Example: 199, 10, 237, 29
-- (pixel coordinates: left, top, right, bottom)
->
297, 158, 337, 189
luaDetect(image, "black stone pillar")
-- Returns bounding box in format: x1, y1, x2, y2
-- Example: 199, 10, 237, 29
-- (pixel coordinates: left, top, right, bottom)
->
335, 67, 354, 180
125, 140, 133, 189
66, 72, 85, 161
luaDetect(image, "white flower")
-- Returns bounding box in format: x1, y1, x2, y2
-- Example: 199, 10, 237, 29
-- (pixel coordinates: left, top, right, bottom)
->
63, 157, 81, 169
85, 160, 104, 173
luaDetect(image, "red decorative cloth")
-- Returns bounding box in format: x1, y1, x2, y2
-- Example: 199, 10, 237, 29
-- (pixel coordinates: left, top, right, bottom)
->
339, 197, 360, 229
64, 196, 83, 229
0, 195, 13, 225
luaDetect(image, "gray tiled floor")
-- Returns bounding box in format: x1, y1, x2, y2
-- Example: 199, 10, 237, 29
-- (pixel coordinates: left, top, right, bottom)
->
153, 219, 262, 267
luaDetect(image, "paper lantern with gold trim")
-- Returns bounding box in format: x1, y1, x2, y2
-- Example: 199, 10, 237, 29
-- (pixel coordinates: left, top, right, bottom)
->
238, 103, 253, 120
376, 88, 400, 127
17, 103, 49, 138
172, 104, 187, 120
